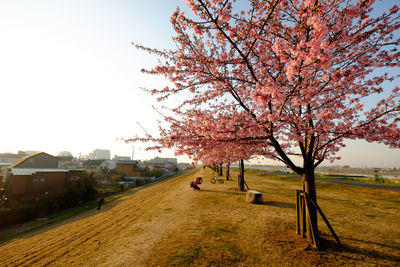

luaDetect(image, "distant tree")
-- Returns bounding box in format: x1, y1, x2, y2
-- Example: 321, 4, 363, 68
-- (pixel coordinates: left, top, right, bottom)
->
195, 142, 254, 190
110, 174, 124, 191
144, 168, 164, 178
129, 0, 400, 246
82, 172, 98, 203
61, 172, 97, 209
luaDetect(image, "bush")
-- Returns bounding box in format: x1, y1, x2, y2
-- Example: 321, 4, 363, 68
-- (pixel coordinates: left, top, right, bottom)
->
60, 172, 98, 209
374, 176, 386, 184
135, 178, 150, 187
0, 205, 37, 226
110, 174, 124, 191
145, 168, 164, 178
82, 173, 97, 202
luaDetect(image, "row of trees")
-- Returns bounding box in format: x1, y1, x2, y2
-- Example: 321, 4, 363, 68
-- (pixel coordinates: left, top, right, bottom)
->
129, 0, 400, 247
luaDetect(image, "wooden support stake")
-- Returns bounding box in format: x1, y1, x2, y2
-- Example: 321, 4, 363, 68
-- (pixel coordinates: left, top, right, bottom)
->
309, 198, 342, 246
304, 194, 319, 249
301, 194, 306, 238
244, 180, 250, 190
296, 190, 300, 235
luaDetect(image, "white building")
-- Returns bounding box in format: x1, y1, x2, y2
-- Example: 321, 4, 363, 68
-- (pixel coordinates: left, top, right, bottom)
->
87, 149, 110, 160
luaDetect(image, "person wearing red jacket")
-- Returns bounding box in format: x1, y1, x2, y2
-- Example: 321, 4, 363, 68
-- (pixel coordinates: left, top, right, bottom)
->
190, 177, 203, 190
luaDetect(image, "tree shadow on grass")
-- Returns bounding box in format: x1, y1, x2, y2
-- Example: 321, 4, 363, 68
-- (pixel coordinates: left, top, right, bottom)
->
341, 236, 400, 251
320, 237, 400, 264
200, 189, 245, 196
261, 201, 296, 209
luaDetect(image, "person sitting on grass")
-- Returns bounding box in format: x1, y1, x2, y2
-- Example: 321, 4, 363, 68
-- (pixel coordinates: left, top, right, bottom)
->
190, 177, 203, 190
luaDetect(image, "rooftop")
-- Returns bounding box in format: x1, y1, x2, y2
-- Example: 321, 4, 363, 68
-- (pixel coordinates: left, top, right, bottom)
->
10, 168, 69, 176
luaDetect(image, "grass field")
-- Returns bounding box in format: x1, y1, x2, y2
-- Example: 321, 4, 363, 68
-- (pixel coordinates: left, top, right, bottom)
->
0, 168, 399, 266
234, 167, 400, 187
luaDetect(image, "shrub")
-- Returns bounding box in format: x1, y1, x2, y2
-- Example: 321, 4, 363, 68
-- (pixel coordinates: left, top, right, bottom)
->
110, 174, 124, 191
60, 172, 98, 209
145, 168, 164, 178
374, 176, 386, 184
0, 205, 37, 226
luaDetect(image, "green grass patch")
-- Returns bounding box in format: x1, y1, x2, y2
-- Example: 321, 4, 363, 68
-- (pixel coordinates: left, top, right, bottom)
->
210, 225, 238, 238
202, 222, 238, 238
215, 242, 243, 261
235, 166, 400, 187
315, 173, 400, 187
169, 244, 204, 266
205, 242, 243, 266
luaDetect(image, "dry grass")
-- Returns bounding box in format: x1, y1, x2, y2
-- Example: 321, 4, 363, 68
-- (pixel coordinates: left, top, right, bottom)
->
0, 168, 399, 266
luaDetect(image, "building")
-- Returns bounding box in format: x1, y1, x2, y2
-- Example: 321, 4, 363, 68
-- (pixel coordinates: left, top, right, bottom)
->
148, 157, 178, 165
82, 160, 108, 174
106, 160, 117, 171
177, 163, 190, 170
112, 155, 131, 161
108, 155, 132, 171
5, 152, 60, 169
144, 157, 178, 173
57, 151, 82, 170
0, 151, 28, 172
87, 149, 110, 160
2, 152, 84, 208
24, 150, 41, 155
146, 162, 177, 173
57, 151, 73, 162
116, 160, 147, 177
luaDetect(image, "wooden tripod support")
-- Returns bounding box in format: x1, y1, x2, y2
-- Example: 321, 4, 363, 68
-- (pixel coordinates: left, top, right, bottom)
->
296, 190, 342, 249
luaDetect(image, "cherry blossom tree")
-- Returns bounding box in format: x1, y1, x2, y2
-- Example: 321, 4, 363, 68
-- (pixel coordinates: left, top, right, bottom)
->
193, 139, 255, 190
129, 0, 400, 245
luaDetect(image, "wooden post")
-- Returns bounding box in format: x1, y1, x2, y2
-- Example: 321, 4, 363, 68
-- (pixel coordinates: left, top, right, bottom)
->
296, 190, 341, 249
301, 193, 306, 238
238, 159, 245, 191
296, 190, 300, 235
226, 162, 230, 180
309, 198, 342, 246
238, 161, 240, 188
244, 180, 250, 190
304, 193, 319, 249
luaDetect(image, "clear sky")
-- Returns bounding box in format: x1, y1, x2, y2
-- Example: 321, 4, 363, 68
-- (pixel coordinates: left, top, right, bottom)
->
0, 0, 399, 167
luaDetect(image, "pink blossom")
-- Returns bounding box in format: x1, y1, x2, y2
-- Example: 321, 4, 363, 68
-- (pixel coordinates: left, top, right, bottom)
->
130, 0, 400, 182
390, 5, 399, 14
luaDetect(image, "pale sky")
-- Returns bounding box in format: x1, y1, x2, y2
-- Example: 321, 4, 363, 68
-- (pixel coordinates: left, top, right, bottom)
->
0, 0, 399, 167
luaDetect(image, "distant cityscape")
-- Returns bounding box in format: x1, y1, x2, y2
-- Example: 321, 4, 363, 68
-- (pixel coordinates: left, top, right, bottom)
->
0, 148, 191, 218
0, 149, 189, 173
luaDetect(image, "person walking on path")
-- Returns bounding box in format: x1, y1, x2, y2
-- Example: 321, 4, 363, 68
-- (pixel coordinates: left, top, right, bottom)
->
97, 198, 105, 210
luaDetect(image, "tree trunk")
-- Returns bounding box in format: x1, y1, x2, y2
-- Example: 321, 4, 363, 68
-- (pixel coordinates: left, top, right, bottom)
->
212, 164, 217, 173
226, 162, 230, 180
219, 163, 223, 176
302, 168, 319, 246
238, 159, 245, 191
